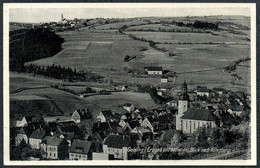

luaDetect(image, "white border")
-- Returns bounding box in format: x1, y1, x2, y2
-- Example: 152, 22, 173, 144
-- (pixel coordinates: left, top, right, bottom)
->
3, 3, 257, 166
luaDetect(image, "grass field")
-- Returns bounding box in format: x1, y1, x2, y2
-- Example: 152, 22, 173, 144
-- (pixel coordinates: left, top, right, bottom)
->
125, 31, 249, 44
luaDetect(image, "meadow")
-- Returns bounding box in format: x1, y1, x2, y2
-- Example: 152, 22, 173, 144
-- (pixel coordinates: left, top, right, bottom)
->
125, 31, 249, 44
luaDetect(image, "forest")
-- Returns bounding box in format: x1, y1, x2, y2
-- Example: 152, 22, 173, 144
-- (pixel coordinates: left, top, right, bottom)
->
9, 28, 64, 72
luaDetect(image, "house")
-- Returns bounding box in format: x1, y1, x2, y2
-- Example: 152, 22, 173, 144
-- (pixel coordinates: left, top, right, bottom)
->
16, 116, 33, 127
227, 106, 243, 116
71, 109, 92, 123
121, 121, 140, 133
29, 128, 47, 149
43, 115, 72, 124
92, 132, 106, 152
166, 100, 178, 107
103, 135, 131, 160
54, 132, 75, 146
161, 78, 168, 83
115, 85, 128, 91
196, 87, 210, 97
157, 91, 163, 96
180, 108, 217, 134
97, 110, 115, 123
15, 127, 33, 146
130, 126, 153, 141
57, 121, 82, 138
69, 139, 93, 160
145, 66, 163, 75
158, 113, 175, 130
123, 103, 135, 112
41, 136, 69, 160
140, 117, 155, 132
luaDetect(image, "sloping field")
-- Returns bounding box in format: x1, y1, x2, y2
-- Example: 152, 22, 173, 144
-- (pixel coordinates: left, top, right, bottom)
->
83, 91, 156, 115
10, 72, 60, 93
28, 31, 149, 78
154, 44, 250, 71
125, 31, 249, 44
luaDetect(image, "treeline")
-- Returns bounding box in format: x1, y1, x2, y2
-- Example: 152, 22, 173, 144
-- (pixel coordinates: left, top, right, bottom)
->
223, 57, 250, 73
10, 28, 64, 72
172, 20, 219, 30
25, 64, 103, 82
137, 84, 167, 104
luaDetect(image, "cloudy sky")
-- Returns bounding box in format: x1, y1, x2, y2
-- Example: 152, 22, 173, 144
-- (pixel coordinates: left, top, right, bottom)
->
8, 4, 251, 23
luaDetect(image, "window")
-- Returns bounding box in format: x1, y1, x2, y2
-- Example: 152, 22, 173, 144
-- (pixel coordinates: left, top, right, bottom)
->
54, 153, 56, 157
50, 153, 52, 157
71, 154, 74, 157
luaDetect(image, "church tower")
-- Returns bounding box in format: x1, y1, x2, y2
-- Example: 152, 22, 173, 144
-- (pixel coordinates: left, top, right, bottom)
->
176, 81, 189, 131
61, 14, 64, 21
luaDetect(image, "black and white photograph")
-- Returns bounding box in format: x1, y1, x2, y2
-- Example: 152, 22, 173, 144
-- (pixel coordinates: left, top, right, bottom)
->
3, 3, 257, 166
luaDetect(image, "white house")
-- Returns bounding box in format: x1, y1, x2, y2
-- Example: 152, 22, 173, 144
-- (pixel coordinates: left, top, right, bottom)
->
161, 78, 168, 83
16, 116, 33, 127
29, 128, 47, 149
123, 103, 135, 112
102, 135, 130, 160
140, 118, 154, 132
69, 139, 92, 160
96, 110, 114, 123
145, 66, 163, 75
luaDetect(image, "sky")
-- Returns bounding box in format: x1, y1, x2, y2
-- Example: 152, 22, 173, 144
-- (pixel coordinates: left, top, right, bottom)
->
9, 6, 251, 23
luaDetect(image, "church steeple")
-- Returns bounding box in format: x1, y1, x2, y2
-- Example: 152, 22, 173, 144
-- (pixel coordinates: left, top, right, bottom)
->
179, 81, 189, 101
176, 81, 190, 131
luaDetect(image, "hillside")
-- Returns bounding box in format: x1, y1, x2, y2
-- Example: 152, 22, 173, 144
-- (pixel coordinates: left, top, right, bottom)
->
25, 16, 250, 91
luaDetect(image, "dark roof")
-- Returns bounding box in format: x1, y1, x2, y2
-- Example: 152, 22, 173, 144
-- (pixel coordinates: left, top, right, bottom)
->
17, 127, 33, 136
29, 129, 46, 139
70, 139, 92, 155
197, 87, 210, 92
93, 122, 110, 132
101, 110, 114, 120
145, 66, 163, 71
128, 121, 140, 129
181, 108, 217, 121
103, 135, 131, 148
123, 103, 133, 107
44, 136, 67, 146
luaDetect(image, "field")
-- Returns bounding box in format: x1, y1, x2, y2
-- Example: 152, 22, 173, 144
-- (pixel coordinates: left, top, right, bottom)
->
28, 31, 149, 78
125, 31, 248, 44
10, 16, 252, 121
9, 73, 156, 121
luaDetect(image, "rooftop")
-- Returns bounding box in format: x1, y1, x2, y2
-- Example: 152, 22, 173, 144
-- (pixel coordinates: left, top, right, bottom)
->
181, 108, 217, 121
70, 139, 92, 155
103, 135, 131, 148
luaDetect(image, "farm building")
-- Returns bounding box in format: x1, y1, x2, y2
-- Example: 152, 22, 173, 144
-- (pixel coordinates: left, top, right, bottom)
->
145, 66, 163, 75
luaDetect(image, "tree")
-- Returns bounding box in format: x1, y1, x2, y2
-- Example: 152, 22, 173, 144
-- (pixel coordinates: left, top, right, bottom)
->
124, 55, 131, 62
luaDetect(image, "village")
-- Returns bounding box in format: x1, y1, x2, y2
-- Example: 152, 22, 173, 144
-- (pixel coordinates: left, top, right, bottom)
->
10, 66, 251, 160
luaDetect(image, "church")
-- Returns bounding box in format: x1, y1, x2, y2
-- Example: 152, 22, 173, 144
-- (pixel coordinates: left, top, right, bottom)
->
176, 82, 217, 134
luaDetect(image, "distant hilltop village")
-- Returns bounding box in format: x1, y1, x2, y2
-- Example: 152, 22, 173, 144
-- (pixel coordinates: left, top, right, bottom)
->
11, 81, 250, 160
